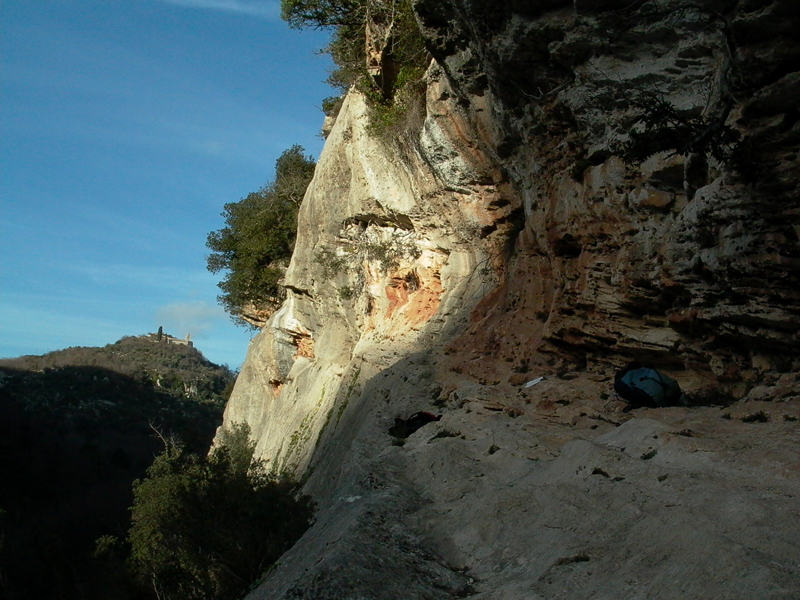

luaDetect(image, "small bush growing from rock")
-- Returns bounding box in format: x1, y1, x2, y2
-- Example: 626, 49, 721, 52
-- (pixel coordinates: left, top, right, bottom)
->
281, 0, 430, 135
621, 93, 739, 164
321, 94, 345, 117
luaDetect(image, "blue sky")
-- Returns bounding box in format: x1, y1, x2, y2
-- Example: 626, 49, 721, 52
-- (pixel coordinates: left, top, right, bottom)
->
1, 0, 332, 368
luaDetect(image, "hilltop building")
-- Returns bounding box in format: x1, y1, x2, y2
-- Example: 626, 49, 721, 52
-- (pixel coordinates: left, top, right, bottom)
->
141, 328, 193, 348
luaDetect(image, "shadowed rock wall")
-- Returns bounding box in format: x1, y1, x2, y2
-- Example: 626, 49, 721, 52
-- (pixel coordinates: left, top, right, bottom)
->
219, 2, 800, 598
418, 0, 800, 395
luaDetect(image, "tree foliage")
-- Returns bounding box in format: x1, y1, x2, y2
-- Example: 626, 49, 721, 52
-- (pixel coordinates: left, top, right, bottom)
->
0, 338, 234, 600
281, 0, 364, 28
206, 146, 316, 323
622, 93, 740, 164
127, 424, 315, 600
281, 0, 429, 107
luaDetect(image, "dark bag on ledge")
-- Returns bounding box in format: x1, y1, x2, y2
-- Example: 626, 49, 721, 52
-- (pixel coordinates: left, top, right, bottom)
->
614, 362, 686, 411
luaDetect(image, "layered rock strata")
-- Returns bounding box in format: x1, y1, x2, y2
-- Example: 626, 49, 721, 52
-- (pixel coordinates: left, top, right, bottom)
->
219, 1, 800, 598
416, 0, 800, 393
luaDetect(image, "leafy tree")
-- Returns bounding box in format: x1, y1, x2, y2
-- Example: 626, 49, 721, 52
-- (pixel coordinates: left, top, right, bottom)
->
127, 424, 314, 600
281, 0, 364, 28
206, 146, 316, 324
281, 0, 429, 106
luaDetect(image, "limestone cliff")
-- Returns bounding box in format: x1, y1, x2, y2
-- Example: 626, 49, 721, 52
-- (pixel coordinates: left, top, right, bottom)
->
221, 1, 800, 598
417, 0, 800, 394
221, 77, 514, 479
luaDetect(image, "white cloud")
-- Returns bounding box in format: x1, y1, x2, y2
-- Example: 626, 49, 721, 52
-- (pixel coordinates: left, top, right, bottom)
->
155, 301, 226, 339
157, 0, 280, 18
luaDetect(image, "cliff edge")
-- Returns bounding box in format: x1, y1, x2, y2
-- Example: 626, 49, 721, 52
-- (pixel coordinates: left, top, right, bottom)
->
221, 1, 800, 597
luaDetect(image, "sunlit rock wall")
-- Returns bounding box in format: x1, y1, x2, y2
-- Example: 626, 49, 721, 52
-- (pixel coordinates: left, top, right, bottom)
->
220, 72, 519, 475
223, 0, 800, 481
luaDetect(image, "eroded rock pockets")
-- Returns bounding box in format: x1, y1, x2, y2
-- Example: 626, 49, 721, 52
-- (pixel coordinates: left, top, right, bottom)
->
420, 0, 800, 397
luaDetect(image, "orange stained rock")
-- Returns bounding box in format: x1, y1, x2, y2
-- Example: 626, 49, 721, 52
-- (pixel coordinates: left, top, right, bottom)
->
384, 267, 443, 332
294, 335, 315, 359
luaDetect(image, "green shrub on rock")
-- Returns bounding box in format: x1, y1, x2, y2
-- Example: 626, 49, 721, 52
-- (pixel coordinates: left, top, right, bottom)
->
281, 0, 429, 129
127, 424, 314, 600
206, 146, 316, 325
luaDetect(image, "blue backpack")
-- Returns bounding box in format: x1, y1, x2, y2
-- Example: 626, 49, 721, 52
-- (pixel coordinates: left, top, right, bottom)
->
614, 362, 684, 411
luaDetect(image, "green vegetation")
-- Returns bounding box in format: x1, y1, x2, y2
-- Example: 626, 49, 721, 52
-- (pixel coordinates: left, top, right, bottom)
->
316, 247, 349, 278
280, 0, 364, 29
363, 64, 427, 135
317, 229, 420, 283
125, 424, 314, 600
363, 235, 420, 270
4, 334, 235, 404
0, 335, 235, 600
621, 93, 739, 164
281, 0, 429, 132
339, 285, 356, 300
206, 146, 316, 324
321, 94, 345, 117
0, 335, 234, 454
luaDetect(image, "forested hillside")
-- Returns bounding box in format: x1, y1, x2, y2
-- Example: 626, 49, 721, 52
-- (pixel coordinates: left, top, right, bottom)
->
0, 334, 234, 599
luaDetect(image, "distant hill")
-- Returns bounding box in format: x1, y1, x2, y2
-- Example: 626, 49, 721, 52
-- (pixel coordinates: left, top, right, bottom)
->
0, 334, 237, 600
1, 332, 233, 399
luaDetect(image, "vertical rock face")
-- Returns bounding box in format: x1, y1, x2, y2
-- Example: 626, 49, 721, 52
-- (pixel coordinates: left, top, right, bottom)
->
416, 0, 800, 391
222, 1, 800, 598
221, 74, 518, 477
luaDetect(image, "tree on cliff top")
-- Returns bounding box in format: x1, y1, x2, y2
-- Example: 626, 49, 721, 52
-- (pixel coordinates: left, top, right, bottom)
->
206, 145, 316, 325
281, 0, 364, 28
281, 0, 429, 110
